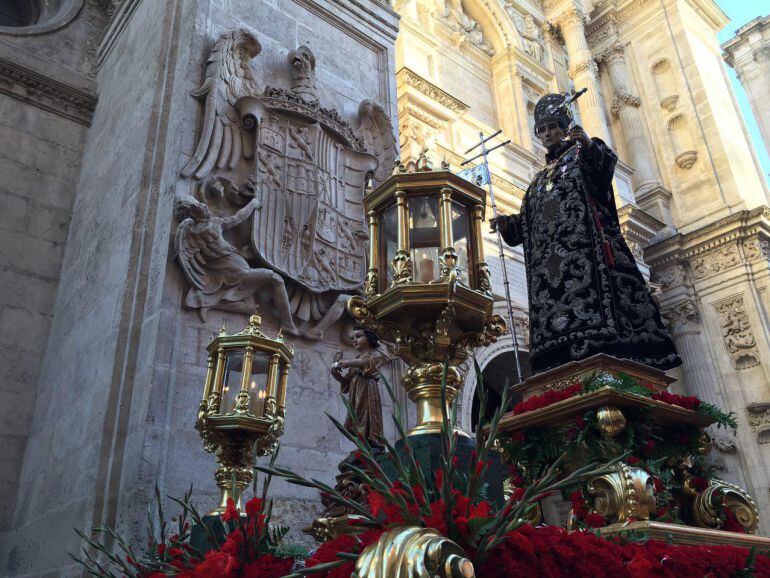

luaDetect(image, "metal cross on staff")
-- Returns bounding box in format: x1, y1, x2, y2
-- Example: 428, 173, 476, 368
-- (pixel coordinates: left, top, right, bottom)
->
459, 130, 524, 384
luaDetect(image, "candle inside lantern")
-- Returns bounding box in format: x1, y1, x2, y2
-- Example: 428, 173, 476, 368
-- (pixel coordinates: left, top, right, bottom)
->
409, 196, 441, 283
221, 349, 244, 414
248, 354, 270, 417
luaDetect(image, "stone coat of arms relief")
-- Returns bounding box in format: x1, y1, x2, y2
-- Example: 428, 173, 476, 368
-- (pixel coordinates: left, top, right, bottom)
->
175, 29, 398, 338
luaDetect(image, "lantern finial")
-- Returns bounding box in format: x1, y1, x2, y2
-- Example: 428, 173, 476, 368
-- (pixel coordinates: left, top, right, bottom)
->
250, 307, 262, 328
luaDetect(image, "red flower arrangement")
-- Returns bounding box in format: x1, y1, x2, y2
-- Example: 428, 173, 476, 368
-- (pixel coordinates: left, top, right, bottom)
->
514, 382, 584, 414
473, 524, 770, 578
651, 391, 701, 411
74, 465, 299, 578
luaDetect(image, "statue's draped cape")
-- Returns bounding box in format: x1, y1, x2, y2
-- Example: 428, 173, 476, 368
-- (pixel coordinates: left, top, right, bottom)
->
501, 138, 682, 374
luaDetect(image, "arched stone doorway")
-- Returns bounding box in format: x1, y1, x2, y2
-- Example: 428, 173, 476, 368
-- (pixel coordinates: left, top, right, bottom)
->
470, 349, 531, 432
459, 335, 531, 433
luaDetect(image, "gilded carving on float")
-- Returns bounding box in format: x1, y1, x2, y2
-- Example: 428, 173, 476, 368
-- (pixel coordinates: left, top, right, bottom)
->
353, 526, 475, 578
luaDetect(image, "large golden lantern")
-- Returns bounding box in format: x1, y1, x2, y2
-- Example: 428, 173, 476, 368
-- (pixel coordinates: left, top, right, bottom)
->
349, 156, 505, 435
195, 310, 293, 514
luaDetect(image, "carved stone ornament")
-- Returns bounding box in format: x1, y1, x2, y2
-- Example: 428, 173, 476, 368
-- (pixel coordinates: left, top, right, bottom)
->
714, 297, 761, 370
653, 264, 687, 291
691, 243, 740, 279
504, 5, 545, 63
438, 0, 495, 56
746, 402, 770, 444
397, 68, 470, 116
610, 88, 641, 120
177, 30, 399, 337
675, 150, 698, 170
661, 300, 699, 335
742, 237, 770, 262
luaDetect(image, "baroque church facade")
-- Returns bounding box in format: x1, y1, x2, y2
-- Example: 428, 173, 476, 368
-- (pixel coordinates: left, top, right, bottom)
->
0, 0, 768, 575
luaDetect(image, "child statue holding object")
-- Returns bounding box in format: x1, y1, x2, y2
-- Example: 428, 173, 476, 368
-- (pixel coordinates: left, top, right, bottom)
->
331, 324, 388, 446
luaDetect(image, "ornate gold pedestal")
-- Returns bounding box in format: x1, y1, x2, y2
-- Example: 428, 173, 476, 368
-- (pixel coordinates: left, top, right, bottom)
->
497, 353, 761, 536
598, 521, 770, 551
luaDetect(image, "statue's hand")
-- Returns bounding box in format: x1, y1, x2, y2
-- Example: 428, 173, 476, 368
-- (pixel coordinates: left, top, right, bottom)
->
249, 196, 262, 212
490, 215, 509, 235
568, 124, 592, 148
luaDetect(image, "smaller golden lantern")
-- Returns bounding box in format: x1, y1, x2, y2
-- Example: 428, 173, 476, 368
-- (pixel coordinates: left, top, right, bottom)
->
350, 156, 505, 436
195, 309, 293, 514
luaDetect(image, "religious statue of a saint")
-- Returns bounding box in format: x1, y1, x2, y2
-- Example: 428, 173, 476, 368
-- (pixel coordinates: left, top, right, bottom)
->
330, 324, 387, 446
491, 93, 682, 375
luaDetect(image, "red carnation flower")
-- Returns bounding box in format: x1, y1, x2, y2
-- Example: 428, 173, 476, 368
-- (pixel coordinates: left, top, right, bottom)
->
242, 554, 293, 578
422, 500, 449, 536
585, 512, 605, 528
652, 391, 701, 411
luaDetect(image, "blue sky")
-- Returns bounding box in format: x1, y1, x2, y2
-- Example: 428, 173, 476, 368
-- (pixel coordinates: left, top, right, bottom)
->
715, 0, 769, 183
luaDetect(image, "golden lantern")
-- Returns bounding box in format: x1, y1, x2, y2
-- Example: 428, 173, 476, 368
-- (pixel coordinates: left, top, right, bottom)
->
195, 310, 293, 514
349, 156, 505, 436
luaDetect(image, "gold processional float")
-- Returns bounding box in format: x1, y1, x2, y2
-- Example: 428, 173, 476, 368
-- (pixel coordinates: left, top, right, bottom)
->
191, 155, 770, 576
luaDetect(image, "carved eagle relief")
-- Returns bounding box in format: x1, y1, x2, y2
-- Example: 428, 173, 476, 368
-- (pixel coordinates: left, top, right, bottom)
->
177, 29, 398, 327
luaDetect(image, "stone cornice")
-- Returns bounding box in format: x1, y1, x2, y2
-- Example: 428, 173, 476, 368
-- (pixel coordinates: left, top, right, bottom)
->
722, 16, 770, 68
0, 56, 97, 125
645, 207, 770, 270
396, 67, 469, 115
617, 203, 666, 233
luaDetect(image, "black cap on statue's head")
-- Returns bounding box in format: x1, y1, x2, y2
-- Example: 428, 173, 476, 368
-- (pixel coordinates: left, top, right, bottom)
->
533, 93, 573, 134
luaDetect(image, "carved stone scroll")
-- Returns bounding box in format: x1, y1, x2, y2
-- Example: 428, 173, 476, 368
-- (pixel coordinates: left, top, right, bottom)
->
714, 297, 761, 369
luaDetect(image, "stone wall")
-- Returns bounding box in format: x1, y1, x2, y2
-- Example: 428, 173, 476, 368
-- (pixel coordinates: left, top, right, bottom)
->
0, 0, 102, 541
0, 1, 399, 575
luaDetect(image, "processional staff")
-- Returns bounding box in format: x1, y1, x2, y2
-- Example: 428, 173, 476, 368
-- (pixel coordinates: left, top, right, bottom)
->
460, 131, 523, 384
458, 88, 588, 385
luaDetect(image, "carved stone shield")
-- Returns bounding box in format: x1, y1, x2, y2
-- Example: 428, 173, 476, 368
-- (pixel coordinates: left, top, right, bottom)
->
252, 108, 377, 294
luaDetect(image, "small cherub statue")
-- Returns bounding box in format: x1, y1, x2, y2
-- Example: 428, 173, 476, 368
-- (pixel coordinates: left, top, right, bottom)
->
330, 324, 387, 447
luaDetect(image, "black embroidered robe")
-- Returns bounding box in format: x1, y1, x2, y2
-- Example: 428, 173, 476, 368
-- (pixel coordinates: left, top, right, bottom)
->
500, 138, 682, 374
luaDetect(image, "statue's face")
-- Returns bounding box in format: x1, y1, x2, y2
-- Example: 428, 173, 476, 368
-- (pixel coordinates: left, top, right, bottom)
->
291, 46, 314, 74
352, 329, 371, 352
192, 203, 210, 221
536, 120, 566, 150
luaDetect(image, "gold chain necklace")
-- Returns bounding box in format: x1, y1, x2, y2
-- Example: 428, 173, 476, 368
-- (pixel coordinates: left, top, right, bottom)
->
541, 143, 575, 192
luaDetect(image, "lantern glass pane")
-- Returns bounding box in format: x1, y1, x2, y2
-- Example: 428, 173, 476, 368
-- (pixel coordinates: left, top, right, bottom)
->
409, 196, 441, 283
248, 352, 271, 417
380, 204, 398, 289
222, 349, 244, 413
452, 202, 470, 284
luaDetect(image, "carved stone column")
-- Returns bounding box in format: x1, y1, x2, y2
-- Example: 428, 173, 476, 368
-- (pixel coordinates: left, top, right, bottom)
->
662, 298, 746, 486
551, 4, 611, 142
597, 43, 660, 194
